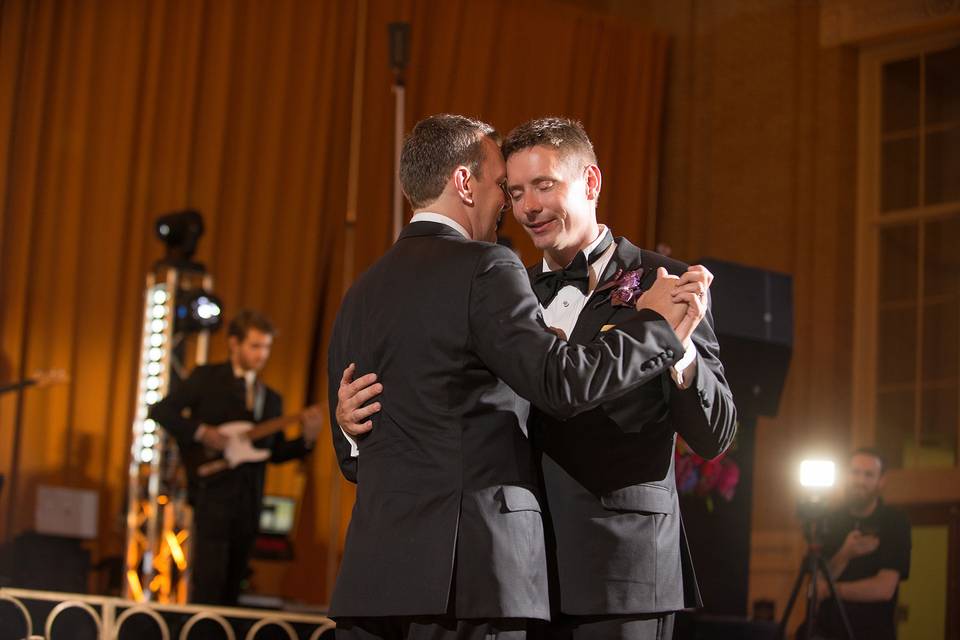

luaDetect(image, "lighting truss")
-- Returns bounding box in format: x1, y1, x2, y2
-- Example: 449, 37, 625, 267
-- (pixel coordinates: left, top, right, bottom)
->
124, 266, 214, 603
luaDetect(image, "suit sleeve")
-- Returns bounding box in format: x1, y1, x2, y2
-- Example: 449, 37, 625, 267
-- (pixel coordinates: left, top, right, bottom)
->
327, 302, 359, 483
669, 292, 737, 459
468, 246, 686, 420
597, 265, 737, 458
148, 366, 207, 444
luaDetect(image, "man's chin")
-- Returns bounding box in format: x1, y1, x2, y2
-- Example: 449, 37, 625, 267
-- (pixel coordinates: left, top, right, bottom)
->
530, 233, 559, 252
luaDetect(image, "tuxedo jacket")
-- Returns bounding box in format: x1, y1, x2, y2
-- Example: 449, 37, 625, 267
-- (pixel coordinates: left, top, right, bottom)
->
528, 237, 737, 616
326, 222, 687, 621
148, 362, 311, 509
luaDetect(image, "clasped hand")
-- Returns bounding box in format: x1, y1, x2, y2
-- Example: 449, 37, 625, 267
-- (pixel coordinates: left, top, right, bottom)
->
634, 265, 712, 346
841, 530, 880, 559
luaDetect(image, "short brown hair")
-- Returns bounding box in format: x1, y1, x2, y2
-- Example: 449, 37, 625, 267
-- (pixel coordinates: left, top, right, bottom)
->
228, 309, 276, 342
851, 447, 887, 474
399, 114, 499, 209
502, 117, 597, 168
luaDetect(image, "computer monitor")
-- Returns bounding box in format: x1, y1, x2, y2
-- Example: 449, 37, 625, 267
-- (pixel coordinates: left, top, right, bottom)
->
259, 495, 296, 536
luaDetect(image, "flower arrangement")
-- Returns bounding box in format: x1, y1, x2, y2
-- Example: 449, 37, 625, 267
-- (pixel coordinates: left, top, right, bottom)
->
674, 435, 740, 510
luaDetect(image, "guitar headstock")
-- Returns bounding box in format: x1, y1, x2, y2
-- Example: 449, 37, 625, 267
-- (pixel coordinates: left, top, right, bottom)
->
32, 369, 70, 388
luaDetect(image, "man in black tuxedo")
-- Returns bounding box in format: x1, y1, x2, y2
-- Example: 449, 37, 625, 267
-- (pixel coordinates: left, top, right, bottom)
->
149, 310, 322, 605
327, 114, 702, 639
499, 118, 736, 639
338, 118, 737, 640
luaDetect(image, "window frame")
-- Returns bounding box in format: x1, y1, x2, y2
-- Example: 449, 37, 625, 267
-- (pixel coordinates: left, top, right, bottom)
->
854, 31, 960, 503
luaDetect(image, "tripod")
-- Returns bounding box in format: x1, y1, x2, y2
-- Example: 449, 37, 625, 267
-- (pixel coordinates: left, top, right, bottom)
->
778, 517, 855, 640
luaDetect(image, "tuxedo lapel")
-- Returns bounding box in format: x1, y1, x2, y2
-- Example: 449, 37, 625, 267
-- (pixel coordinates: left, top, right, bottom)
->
568, 238, 645, 345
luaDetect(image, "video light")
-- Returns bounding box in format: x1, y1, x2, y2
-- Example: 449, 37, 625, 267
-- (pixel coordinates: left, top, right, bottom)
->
799, 459, 835, 489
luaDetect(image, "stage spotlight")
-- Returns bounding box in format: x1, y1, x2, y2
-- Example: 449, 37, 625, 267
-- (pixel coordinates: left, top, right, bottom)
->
155, 210, 204, 265
175, 289, 223, 334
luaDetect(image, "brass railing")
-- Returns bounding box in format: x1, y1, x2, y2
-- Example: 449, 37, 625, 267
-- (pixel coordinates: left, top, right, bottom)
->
0, 588, 335, 639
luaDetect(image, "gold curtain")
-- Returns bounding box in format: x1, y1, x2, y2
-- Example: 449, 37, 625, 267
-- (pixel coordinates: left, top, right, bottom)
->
0, 0, 667, 604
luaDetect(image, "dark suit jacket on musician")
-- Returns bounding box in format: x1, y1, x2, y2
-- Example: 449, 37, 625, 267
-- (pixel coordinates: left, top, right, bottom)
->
528, 237, 737, 617
327, 221, 689, 621
148, 361, 312, 507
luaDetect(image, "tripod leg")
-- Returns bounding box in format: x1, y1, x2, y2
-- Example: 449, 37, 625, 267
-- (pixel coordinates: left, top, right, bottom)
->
778, 553, 811, 640
816, 555, 857, 640
803, 551, 820, 640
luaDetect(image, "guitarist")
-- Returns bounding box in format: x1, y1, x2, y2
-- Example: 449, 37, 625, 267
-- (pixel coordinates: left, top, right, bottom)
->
149, 309, 322, 605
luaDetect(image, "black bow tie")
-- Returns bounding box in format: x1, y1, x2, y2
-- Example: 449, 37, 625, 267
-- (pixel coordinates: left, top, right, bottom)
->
532, 231, 614, 306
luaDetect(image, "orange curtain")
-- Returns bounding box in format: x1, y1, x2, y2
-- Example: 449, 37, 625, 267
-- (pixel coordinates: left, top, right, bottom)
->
353, 0, 670, 271
0, 0, 667, 604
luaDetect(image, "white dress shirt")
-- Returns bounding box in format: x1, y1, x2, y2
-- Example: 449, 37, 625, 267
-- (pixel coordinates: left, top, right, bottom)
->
410, 211, 470, 239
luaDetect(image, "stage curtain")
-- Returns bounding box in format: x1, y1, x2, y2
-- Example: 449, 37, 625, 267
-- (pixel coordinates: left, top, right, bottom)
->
0, 0, 667, 603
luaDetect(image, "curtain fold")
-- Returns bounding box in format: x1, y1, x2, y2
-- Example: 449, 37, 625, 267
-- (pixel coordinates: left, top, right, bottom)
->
0, 0, 667, 604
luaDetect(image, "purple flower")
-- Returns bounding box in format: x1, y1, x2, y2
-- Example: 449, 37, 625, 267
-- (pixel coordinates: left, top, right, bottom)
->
608, 268, 644, 307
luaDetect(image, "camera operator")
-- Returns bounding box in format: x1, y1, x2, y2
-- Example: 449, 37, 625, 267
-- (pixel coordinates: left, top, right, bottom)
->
814, 448, 911, 640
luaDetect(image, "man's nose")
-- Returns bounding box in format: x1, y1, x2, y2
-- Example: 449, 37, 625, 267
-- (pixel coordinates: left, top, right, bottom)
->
522, 192, 541, 215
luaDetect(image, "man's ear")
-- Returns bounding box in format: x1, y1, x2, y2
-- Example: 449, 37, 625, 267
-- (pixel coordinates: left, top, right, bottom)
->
453, 166, 474, 206
228, 335, 239, 353
584, 164, 602, 201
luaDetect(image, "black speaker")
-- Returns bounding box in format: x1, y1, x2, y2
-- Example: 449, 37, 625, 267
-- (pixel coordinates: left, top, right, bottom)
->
7, 531, 90, 593
679, 260, 794, 619
700, 258, 793, 418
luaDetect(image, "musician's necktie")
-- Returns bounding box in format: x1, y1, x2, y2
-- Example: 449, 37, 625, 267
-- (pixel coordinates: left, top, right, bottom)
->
244, 372, 256, 412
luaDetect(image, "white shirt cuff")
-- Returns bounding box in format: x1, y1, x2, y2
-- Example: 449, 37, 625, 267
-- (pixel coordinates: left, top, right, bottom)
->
340, 426, 360, 457
670, 341, 698, 389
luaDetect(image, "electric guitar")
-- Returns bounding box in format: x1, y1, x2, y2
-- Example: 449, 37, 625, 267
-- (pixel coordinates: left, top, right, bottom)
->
189, 408, 319, 479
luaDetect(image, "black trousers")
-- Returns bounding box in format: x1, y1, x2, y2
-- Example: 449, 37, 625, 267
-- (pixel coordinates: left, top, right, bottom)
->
335, 617, 530, 640
536, 612, 675, 640
190, 484, 259, 606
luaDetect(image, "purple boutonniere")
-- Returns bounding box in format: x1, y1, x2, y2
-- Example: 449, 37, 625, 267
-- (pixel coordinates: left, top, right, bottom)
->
593, 268, 646, 308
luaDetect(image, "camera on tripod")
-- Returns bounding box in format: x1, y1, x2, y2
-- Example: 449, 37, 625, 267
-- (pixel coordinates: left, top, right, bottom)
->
778, 458, 856, 640
797, 459, 835, 525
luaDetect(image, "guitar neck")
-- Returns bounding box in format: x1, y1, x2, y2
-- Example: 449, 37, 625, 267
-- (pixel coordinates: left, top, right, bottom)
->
0, 379, 36, 395
246, 413, 303, 440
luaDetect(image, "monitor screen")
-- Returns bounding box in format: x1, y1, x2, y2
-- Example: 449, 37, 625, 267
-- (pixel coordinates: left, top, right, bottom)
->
259, 495, 296, 536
